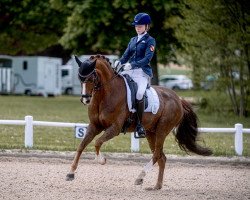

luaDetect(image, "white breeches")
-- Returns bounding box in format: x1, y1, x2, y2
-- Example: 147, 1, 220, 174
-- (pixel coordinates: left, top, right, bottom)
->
121, 68, 150, 100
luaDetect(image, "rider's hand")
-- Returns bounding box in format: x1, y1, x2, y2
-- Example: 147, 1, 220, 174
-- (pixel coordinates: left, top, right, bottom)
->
123, 63, 132, 71
113, 60, 121, 69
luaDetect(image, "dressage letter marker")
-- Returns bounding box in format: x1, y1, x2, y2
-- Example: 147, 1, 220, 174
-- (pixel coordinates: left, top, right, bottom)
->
75, 126, 87, 139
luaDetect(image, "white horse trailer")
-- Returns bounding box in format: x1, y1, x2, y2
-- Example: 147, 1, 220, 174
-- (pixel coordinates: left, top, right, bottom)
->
0, 55, 62, 96
61, 55, 118, 95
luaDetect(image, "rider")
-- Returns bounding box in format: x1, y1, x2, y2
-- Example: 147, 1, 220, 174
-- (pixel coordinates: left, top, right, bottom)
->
114, 12, 156, 137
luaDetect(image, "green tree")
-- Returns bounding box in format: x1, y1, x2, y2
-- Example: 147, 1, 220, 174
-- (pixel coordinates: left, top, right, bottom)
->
52, 0, 181, 84
1, 0, 182, 83
172, 0, 250, 117
0, 0, 66, 55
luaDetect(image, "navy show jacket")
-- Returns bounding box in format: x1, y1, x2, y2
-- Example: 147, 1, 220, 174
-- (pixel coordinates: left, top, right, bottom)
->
120, 33, 156, 77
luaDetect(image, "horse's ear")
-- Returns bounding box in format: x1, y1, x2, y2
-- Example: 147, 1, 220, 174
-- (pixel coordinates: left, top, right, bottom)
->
90, 59, 97, 68
75, 55, 82, 67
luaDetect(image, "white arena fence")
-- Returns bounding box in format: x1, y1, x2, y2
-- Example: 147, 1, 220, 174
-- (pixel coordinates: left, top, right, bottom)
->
0, 115, 250, 156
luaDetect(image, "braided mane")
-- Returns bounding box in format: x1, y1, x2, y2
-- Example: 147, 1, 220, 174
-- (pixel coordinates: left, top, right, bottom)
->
90, 54, 112, 66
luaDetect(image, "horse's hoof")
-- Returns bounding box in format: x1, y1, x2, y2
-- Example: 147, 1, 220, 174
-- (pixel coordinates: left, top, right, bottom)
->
99, 158, 106, 165
153, 183, 162, 190
145, 187, 154, 191
66, 173, 75, 181
145, 185, 162, 191
95, 156, 106, 165
135, 178, 143, 185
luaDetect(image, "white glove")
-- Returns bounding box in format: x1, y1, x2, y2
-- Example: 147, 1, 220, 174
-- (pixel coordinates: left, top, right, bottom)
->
123, 63, 132, 71
113, 60, 121, 69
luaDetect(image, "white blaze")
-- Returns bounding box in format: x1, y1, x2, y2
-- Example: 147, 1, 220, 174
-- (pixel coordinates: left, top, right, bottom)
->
81, 83, 87, 104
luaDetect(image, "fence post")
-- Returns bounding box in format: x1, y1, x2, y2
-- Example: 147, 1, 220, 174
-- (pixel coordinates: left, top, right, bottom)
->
25, 115, 33, 148
131, 134, 140, 152
235, 123, 243, 156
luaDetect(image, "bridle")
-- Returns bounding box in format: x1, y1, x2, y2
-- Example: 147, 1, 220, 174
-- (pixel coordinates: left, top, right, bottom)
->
79, 64, 120, 104
79, 69, 99, 100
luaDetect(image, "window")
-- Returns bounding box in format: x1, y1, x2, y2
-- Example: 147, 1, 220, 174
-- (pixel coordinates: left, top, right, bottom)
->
61, 69, 69, 77
23, 61, 28, 70
0, 59, 12, 68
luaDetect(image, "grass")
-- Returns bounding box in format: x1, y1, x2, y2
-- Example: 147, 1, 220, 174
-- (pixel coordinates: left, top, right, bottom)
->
0, 95, 249, 156
0, 64, 249, 156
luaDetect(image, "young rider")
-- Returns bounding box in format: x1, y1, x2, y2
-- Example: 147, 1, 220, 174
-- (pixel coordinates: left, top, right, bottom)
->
114, 12, 156, 137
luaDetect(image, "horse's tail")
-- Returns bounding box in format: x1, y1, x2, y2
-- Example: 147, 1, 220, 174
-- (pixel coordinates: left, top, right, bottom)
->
175, 99, 212, 156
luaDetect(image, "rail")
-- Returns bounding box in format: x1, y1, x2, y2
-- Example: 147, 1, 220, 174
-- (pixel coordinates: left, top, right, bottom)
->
0, 116, 250, 155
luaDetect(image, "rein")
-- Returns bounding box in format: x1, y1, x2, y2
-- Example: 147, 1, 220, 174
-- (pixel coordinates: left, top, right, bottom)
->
97, 71, 120, 90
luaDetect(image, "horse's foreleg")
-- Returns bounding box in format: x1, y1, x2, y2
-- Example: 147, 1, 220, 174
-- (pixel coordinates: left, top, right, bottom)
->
94, 125, 120, 165
66, 125, 102, 181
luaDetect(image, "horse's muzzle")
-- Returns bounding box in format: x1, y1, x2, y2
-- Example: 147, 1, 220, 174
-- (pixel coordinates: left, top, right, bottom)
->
80, 94, 91, 105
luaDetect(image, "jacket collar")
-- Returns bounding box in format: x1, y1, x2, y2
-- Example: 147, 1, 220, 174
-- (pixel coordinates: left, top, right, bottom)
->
136, 33, 149, 44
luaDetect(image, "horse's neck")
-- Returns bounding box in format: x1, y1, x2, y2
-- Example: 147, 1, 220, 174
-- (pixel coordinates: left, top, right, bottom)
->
96, 65, 113, 82
92, 75, 125, 106
93, 63, 126, 106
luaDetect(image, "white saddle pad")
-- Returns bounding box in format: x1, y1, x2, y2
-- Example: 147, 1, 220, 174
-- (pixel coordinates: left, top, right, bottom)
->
122, 76, 160, 114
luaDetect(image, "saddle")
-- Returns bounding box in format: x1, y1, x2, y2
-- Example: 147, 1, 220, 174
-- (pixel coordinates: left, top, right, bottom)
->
121, 74, 160, 135
122, 74, 149, 110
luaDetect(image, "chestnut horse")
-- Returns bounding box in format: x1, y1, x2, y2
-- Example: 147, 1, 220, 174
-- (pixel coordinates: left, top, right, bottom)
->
66, 54, 212, 190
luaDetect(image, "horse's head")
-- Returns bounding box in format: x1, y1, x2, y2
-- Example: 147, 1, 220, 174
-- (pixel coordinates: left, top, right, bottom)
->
75, 55, 98, 105
75, 55, 115, 105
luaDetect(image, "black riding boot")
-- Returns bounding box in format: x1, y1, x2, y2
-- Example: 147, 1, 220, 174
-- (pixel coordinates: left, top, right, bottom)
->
135, 99, 146, 138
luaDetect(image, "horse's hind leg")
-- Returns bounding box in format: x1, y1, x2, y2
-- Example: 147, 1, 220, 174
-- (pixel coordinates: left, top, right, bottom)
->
135, 128, 170, 190
150, 128, 170, 190
135, 132, 156, 185
66, 124, 102, 181
153, 151, 166, 190
136, 151, 166, 190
